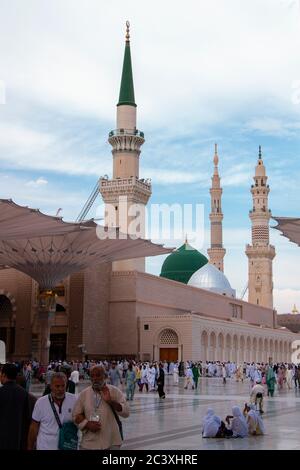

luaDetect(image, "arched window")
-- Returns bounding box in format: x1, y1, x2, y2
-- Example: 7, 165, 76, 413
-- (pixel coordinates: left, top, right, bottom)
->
159, 329, 178, 345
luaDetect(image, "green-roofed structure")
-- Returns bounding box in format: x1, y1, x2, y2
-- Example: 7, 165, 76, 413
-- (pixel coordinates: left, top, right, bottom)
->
160, 241, 208, 284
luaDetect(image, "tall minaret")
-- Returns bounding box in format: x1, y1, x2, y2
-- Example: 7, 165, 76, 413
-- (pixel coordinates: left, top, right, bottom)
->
207, 144, 226, 272
246, 146, 275, 308
100, 22, 151, 272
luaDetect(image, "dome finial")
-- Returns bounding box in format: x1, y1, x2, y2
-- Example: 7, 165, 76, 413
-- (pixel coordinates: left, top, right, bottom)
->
185, 233, 188, 244
213, 143, 219, 168
292, 304, 299, 314
258, 145, 262, 159
125, 20, 130, 42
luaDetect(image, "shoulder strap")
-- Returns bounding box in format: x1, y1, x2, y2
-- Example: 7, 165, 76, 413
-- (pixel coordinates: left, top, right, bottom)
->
48, 395, 62, 429
109, 404, 123, 440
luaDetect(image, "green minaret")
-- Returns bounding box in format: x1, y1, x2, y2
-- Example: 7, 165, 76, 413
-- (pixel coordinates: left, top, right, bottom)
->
117, 21, 136, 107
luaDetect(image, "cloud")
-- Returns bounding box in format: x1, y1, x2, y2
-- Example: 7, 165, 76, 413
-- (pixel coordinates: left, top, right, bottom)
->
26, 177, 48, 187
244, 117, 300, 137
0, 121, 111, 177
145, 168, 210, 185
1, 0, 300, 125
0, 123, 54, 155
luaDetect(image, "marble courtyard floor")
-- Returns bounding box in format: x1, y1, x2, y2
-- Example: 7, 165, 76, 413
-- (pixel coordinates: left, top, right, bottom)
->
31, 376, 300, 450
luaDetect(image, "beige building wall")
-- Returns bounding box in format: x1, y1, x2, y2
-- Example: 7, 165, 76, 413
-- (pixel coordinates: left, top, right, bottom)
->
82, 262, 112, 358
67, 273, 84, 360
138, 312, 295, 363
108, 271, 296, 362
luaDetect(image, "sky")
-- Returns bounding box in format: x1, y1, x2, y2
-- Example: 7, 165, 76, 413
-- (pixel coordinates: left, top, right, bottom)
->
0, 0, 300, 313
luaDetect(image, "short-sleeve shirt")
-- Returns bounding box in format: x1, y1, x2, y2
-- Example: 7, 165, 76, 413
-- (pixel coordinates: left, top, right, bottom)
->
32, 393, 77, 450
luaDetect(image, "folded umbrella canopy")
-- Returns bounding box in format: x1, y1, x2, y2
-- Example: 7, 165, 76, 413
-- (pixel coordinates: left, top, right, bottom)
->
0, 200, 172, 288
0, 199, 84, 239
272, 217, 300, 246
0, 199, 173, 364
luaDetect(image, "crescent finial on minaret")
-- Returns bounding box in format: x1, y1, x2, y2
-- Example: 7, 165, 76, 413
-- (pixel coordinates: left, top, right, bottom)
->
126, 21, 130, 42
259, 145, 262, 159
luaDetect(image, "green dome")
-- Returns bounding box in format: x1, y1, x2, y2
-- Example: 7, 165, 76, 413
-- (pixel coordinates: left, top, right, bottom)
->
160, 242, 208, 284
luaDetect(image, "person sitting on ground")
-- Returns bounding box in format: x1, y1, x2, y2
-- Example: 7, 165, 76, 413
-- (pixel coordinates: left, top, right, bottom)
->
202, 408, 214, 428
202, 409, 222, 438
215, 420, 233, 438
250, 379, 265, 414
243, 403, 265, 435
225, 406, 248, 438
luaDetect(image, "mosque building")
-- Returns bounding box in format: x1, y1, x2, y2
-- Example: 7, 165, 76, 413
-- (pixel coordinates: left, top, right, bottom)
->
0, 24, 296, 364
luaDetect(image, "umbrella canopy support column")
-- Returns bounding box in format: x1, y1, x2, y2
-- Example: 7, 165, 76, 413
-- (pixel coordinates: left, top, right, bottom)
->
38, 290, 56, 366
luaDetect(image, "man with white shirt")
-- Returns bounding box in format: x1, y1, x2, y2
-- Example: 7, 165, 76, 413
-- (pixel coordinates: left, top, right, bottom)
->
28, 372, 77, 450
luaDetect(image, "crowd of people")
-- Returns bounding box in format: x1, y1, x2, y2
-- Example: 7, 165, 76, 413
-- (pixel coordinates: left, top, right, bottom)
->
1, 357, 300, 449
0, 362, 129, 450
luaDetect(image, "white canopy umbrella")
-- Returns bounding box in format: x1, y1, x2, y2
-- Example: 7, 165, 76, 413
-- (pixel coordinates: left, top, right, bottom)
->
0, 199, 84, 239
0, 200, 172, 364
272, 217, 300, 246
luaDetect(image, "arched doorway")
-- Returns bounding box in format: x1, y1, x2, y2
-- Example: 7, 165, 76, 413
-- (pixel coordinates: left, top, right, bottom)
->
258, 338, 263, 362
264, 338, 269, 363
201, 331, 208, 362
49, 304, 67, 361
232, 335, 238, 363
218, 333, 224, 361
209, 332, 216, 361
269, 339, 274, 363
159, 329, 179, 362
0, 295, 15, 356
240, 336, 245, 363
226, 334, 232, 361
253, 337, 257, 363
246, 337, 251, 363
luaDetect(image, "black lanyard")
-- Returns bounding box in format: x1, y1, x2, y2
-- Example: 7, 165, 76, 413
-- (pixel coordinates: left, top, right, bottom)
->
48, 395, 63, 429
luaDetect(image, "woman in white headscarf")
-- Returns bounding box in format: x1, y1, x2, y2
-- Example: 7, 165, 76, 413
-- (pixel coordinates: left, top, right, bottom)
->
246, 404, 265, 435
226, 406, 248, 437
202, 411, 221, 438
202, 408, 215, 428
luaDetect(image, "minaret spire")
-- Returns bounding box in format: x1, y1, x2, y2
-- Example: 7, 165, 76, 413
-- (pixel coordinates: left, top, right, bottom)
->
246, 148, 275, 308
117, 21, 136, 107
207, 144, 226, 272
